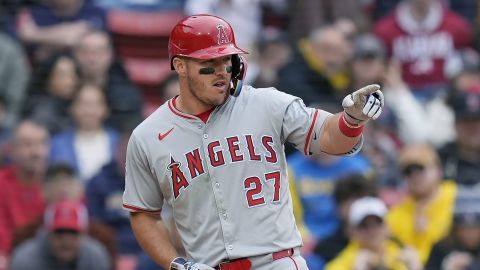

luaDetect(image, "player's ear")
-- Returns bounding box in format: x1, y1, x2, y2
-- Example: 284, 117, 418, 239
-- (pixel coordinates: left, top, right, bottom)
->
173, 57, 187, 77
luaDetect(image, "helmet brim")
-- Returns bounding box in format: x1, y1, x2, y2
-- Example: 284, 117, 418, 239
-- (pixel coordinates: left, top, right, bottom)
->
188, 43, 248, 59
170, 44, 248, 70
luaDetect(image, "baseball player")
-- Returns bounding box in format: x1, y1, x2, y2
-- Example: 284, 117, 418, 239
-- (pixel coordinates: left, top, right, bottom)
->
123, 14, 384, 270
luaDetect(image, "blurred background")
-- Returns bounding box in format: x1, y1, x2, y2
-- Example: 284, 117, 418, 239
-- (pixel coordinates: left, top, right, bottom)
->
0, 0, 480, 269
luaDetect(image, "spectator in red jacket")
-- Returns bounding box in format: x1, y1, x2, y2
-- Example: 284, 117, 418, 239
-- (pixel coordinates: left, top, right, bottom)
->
374, 0, 472, 100
0, 120, 49, 264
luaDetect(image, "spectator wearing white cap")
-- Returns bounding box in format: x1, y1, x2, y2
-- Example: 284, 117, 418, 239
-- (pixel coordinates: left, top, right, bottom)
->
309, 174, 377, 269
326, 197, 422, 270
9, 201, 111, 270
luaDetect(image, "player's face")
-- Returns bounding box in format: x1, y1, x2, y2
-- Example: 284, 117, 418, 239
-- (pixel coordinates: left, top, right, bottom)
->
185, 55, 232, 107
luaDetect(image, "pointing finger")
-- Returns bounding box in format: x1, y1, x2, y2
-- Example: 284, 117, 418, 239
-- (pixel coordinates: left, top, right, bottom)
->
342, 94, 355, 108
356, 84, 381, 97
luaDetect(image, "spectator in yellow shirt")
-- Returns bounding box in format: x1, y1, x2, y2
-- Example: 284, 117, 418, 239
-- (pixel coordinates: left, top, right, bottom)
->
387, 144, 457, 265
326, 197, 422, 270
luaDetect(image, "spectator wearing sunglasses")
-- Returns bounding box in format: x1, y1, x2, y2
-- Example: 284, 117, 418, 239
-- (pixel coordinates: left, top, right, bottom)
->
387, 144, 457, 266
9, 201, 111, 270
326, 197, 422, 270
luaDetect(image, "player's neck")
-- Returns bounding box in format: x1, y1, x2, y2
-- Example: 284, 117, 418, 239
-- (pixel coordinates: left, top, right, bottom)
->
175, 95, 215, 116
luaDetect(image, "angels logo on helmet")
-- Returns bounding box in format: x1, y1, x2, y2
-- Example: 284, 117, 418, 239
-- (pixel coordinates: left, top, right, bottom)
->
216, 24, 230, 45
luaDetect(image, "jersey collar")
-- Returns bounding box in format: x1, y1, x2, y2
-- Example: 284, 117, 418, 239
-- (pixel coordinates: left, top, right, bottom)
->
167, 95, 232, 122
167, 97, 198, 121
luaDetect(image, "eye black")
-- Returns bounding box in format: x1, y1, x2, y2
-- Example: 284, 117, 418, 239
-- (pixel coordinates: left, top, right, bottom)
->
199, 67, 215, 74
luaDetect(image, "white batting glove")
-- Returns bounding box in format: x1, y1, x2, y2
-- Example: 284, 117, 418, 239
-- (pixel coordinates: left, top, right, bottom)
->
342, 84, 384, 125
170, 257, 215, 270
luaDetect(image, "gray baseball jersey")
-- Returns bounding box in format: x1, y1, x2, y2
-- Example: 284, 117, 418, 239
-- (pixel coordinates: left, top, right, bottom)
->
123, 85, 331, 266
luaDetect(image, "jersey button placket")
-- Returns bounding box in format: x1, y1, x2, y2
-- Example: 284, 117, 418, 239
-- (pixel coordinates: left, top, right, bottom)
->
201, 129, 233, 254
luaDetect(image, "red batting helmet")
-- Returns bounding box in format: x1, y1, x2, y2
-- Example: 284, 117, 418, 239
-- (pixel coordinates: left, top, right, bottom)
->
168, 14, 247, 69
168, 14, 248, 97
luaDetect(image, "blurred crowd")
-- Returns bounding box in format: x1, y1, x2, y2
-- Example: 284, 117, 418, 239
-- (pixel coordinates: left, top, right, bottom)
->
0, 0, 480, 270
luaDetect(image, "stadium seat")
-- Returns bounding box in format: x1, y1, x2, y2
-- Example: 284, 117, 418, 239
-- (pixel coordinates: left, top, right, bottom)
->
107, 10, 182, 114
107, 10, 184, 37
108, 10, 184, 58
123, 57, 173, 87
122, 57, 170, 115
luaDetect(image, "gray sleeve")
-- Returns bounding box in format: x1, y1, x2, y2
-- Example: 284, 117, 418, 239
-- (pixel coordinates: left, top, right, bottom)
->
122, 132, 164, 213
282, 99, 331, 155
258, 88, 331, 155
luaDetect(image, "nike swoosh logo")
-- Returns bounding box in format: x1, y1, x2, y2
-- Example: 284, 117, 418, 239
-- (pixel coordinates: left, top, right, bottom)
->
158, 128, 174, 141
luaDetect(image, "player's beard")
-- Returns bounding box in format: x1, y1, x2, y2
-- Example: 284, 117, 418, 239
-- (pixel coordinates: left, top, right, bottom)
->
186, 74, 230, 107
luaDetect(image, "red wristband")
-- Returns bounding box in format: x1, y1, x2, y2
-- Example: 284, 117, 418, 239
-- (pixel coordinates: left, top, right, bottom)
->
338, 113, 364, 137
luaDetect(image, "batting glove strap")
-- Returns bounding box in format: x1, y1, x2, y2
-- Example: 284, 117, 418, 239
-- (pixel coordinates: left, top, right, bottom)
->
343, 111, 364, 126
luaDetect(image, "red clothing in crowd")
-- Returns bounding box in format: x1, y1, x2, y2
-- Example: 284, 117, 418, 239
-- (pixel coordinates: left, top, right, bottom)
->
375, 2, 472, 91
0, 165, 45, 254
